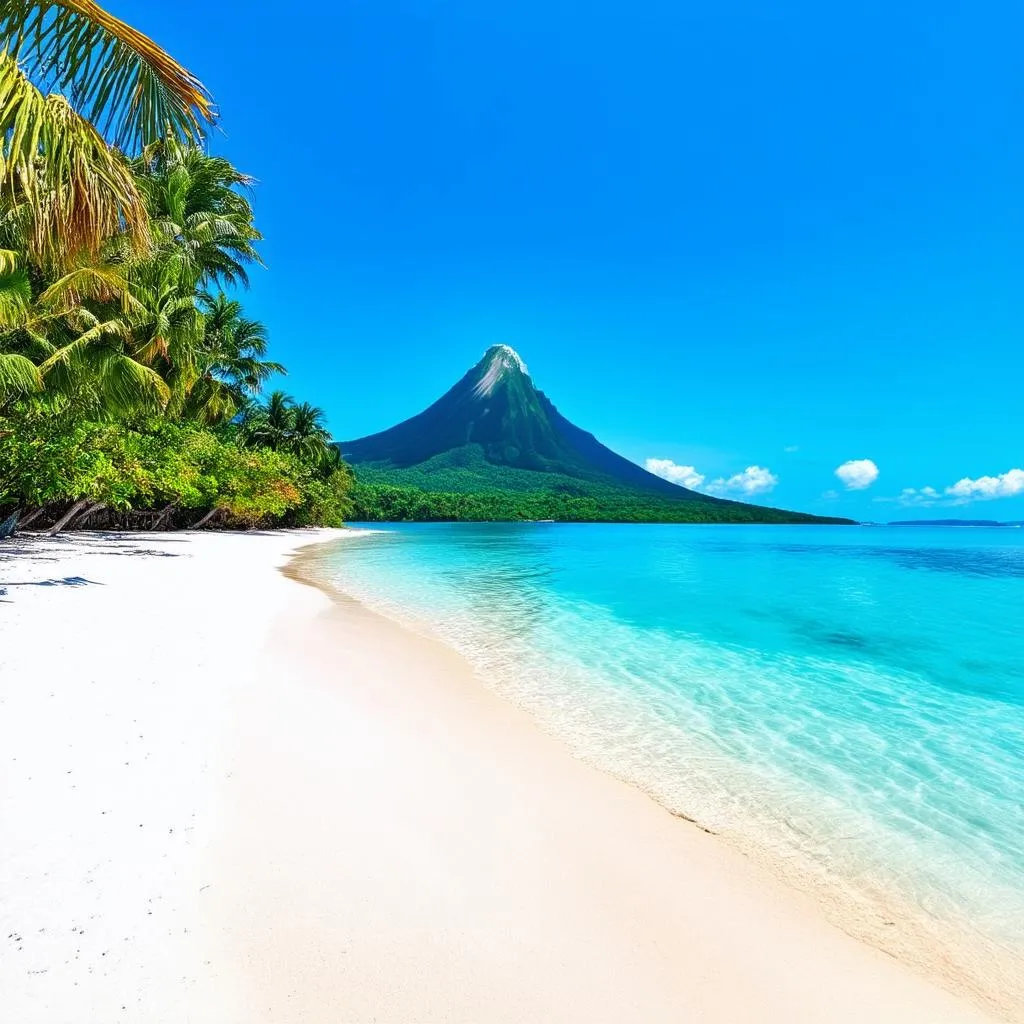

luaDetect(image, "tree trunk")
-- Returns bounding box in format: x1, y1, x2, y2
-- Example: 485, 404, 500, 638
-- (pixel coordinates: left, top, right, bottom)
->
48, 499, 91, 535
18, 507, 46, 529
191, 506, 221, 530
151, 503, 176, 530
0, 509, 17, 539
77, 502, 107, 526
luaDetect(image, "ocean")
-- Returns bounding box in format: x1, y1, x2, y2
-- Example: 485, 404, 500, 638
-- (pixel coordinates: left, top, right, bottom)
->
304, 522, 1024, 1001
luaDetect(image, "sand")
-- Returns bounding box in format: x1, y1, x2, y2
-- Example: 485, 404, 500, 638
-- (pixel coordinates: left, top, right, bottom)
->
0, 529, 1005, 1022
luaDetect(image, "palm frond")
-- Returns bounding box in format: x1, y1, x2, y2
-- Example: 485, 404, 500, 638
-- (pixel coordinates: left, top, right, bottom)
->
0, 52, 150, 266
40, 324, 169, 414
131, 141, 262, 289
0, 349, 41, 397
38, 260, 134, 308
96, 348, 170, 414
0, 0, 216, 150
181, 374, 240, 425
0, 264, 31, 325
38, 311, 127, 357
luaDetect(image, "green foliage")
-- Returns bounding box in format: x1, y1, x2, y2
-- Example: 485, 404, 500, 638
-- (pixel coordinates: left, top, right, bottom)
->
349, 443, 850, 524
0, 21, 351, 535
342, 349, 849, 524
0, 351, 41, 398
0, 50, 151, 270
1, 0, 216, 154
350, 483, 850, 525
0, 407, 353, 529
239, 391, 338, 472
131, 140, 263, 290
291, 463, 355, 528
352, 448, 618, 494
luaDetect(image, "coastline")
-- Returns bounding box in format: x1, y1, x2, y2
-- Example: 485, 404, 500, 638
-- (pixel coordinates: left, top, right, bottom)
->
0, 529, 1005, 1022
300, 527, 1024, 1021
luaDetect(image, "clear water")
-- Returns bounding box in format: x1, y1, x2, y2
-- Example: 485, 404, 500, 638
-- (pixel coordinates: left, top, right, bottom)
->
307, 523, 1024, 988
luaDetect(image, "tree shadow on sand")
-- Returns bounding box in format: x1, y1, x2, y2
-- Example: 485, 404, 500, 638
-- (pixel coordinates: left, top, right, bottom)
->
0, 531, 189, 562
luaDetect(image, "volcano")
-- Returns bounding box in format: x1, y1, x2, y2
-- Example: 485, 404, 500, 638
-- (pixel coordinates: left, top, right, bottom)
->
341, 345, 847, 523
342, 345, 693, 496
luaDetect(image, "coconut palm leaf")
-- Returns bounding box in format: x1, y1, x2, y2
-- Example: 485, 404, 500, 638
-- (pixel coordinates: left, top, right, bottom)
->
291, 401, 330, 439
129, 268, 203, 369
0, 52, 149, 266
91, 346, 171, 414
38, 260, 135, 309
133, 142, 262, 289
0, 0, 216, 150
0, 264, 32, 325
0, 262, 71, 366
181, 374, 241, 426
197, 290, 281, 388
40, 319, 170, 415
0, 350, 40, 397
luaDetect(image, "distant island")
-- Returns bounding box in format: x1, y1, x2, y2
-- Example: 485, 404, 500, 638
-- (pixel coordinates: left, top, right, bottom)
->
888, 520, 1023, 527
341, 346, 852, 525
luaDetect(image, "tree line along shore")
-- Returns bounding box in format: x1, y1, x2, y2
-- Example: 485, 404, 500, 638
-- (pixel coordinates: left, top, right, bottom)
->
0, 2, 358, 535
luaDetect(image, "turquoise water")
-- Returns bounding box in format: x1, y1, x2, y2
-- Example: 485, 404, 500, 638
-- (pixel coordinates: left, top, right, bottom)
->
309, 523, 1024, 988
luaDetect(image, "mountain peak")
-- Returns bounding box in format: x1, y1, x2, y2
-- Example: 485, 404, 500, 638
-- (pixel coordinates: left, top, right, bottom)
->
340, 345, 846, 523
341, 343, 696, 495
474, 344, 529, 398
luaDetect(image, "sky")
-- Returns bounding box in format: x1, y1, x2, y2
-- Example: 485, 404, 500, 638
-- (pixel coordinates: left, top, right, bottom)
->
122, 0, 1021, 520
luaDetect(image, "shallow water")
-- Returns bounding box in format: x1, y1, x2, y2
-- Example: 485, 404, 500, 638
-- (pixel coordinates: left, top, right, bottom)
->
307, 523, 1024, 999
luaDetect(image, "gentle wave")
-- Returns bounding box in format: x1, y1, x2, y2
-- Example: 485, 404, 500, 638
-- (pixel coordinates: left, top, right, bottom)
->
303, 523, 1024, 1014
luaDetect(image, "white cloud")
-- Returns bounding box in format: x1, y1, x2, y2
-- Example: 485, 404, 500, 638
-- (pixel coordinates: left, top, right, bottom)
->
945, 469, 1024, 502
645, 458, 705, 490
835, 459, 879, 490
645, 459, 777, 497
784, 445, 799, 453
883, 469, 1024, 508
895, 486, 940, 508
706, 465, 778, 497
821, 489, 839, 501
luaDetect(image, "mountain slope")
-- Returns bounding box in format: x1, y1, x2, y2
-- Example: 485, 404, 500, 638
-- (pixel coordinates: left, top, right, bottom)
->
344, 345, 693, 495
341, 346, 849, 523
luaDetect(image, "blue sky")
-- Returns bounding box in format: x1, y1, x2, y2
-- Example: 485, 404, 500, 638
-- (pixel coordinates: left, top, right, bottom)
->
123, 0, 1021, 520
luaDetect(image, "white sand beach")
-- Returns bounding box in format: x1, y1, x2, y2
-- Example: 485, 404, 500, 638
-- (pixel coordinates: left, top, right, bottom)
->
0, 529, 1006, 1022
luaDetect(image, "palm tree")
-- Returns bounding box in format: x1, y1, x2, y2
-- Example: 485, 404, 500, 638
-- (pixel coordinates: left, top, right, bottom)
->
183, 292, 283, 425
132, 141, 263, 290
37, 309, 171, 417
0, 58, 149, 270
35, 140, 266, 421
0, 1, 216, 268
241, 389, 295, 451
0, 251, 169, 415
126, 260, 204, 412
199, 293, 281, 392
0, 258, 42, 402
0, 1, 215, 149
241, 391, 339, 472
288, 401, 335, 464
0, 6, 281, 425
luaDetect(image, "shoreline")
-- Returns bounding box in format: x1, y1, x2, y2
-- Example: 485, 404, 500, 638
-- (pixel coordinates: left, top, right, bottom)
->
295, 532, 1024, 1021
292, 534, 1023, 1022
0, 529, 1007, 1021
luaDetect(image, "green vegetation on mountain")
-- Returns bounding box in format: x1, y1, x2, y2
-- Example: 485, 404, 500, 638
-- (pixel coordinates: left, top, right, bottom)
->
343, 346, 850, 524
350, 483, 845, 524
0, 2, 351, 532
